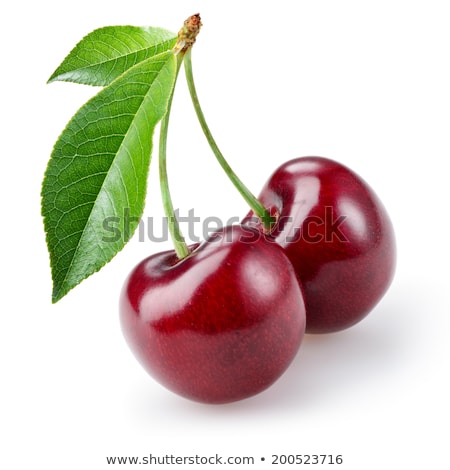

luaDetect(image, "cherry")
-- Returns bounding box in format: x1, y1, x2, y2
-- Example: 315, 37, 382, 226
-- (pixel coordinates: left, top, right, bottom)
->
119, 224, 306, 404
243, 156, 396, 334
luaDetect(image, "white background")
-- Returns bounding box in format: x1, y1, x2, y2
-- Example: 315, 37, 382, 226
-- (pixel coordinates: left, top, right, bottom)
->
1, 1, 449, 468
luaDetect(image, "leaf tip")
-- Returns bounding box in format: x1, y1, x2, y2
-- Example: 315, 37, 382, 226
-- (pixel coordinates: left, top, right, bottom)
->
51, 281, 67, 304
47, 68, 63, 84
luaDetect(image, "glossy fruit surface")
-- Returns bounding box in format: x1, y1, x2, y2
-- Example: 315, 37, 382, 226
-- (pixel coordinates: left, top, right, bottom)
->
243, 156, 396, 334
120, 225, 306, 403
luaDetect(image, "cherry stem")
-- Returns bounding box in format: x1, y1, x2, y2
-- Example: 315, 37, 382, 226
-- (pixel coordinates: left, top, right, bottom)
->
159, 54, 190, 259
183, 49, 274, 231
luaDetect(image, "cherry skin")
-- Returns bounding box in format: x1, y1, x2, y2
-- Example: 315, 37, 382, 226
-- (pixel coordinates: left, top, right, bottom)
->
119, 225, 306, 404
243, 156, 396, 334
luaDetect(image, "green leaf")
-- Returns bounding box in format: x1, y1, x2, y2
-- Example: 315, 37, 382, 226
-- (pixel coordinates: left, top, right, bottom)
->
48, 26, 177, 86
42, 51, 177, 303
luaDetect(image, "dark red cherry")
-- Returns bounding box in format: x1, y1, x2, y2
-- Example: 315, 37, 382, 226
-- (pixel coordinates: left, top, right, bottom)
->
119, 225, 306, 403
243, 156, 396, 334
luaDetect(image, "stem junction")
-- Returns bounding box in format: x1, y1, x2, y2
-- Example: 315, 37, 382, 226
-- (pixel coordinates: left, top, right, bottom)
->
158, 14, 203, 260
159, 13, 274, 260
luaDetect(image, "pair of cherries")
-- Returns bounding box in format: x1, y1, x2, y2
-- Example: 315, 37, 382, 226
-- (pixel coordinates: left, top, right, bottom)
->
120, 156, 396, 404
